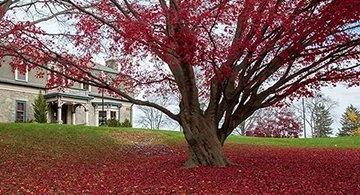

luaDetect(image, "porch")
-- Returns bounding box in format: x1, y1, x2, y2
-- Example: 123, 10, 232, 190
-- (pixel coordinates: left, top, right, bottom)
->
45, 88, 94, 125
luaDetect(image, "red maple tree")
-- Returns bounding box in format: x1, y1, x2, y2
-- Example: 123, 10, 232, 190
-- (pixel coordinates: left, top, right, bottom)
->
1, 0, 360, 166
246, 107, 302, 138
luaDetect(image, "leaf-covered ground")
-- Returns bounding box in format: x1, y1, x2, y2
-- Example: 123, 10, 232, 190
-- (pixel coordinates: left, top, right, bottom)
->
0, 123, 360, 194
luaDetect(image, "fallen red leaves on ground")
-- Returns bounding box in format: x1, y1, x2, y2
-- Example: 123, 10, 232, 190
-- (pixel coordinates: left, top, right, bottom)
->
1, 144, 359, 194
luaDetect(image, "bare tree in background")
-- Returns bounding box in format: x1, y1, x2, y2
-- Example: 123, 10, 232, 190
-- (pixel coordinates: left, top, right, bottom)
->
292, 93, 338, 137
234, 111, 260, 135
136, 96, 177, 130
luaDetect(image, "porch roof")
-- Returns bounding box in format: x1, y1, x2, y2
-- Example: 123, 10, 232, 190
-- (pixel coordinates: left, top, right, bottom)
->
44, 92, 94, 101
44, 88, 94, 101
92, 102, 122, 108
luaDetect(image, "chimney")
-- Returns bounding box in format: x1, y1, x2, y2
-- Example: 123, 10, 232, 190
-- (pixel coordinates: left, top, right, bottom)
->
105, 59, 118, 71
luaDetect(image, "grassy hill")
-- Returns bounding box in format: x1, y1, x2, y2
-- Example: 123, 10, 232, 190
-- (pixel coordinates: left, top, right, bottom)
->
1, 123, 360, 194
0, 123, 359, 149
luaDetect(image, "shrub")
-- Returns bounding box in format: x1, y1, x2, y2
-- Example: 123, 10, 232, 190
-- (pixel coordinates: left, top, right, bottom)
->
121, 119, 132, 128
105, 118, 132, 128
33, 92, 48, 123
245, 131, 254, 136
106, 119, 121, 127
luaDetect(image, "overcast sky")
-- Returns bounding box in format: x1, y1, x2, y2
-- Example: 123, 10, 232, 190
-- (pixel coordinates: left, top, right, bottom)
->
321, 86, 360, 133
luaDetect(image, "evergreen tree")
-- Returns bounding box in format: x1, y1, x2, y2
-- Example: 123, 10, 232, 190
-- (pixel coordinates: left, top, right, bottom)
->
313, 104, 333, 137
33, 92, 48, 123
355, 128, 360, 136
338, 105, 360, 136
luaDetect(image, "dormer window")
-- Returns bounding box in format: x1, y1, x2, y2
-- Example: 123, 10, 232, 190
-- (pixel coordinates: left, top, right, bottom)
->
81, 83, 91, 92
15, 68, 28, 82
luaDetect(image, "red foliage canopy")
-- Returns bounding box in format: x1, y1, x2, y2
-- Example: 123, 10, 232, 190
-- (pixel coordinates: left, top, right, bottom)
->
48, 0, 360, 117
2, 0, 359, 114
72, 0, 360, 93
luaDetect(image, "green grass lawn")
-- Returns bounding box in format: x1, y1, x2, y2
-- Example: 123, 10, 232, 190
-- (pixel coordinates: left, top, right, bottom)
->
227, 134, 360, 148
0, 123, 359, 149
1, 123, 360, 194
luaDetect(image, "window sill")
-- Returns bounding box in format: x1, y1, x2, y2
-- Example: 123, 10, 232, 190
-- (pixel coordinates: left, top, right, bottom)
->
15, 79, 29, 83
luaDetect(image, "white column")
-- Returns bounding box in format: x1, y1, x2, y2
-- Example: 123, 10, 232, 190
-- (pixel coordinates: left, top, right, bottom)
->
95, 109, 99, 126
118, 106, 121, 122
57, 102, 63, 124
85, 106, 89, 126
72, 105, 76, 125
106, 109, 111, 121
47, 107, 51, 123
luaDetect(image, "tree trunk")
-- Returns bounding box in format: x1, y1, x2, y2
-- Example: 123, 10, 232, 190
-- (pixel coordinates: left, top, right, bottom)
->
180, 113, 230, 167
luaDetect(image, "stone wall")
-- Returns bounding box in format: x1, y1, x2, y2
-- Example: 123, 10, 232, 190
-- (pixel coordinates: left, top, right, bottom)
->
0, 84, 42, 123
120, 102, 133, 124
74, 105, 96, 126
